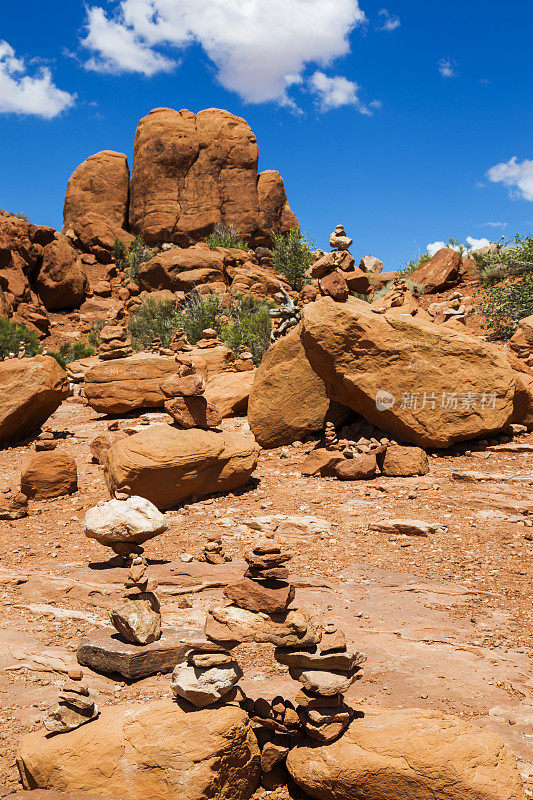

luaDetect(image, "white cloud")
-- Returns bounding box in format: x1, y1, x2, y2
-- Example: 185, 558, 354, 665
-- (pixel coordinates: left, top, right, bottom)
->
427, 237, 491, 258
481, 221, 507, 229
465, 236, 491, 251
0, 40, 75, 118
486, 157, 533, 202
378, 9, 400, 31
81, 0, 367, 104
438, 57, 458, 78
309, 71, 377, 113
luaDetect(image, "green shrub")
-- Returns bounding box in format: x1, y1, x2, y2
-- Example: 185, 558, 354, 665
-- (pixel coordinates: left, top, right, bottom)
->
0, 318, 40, 359
479, 273, 533, 339
128, 297, 180, 349
206, 224, 249, 251
48, 341, 95, 369
475, 235, 533, 284
401, 250, 431, 276
220, 295, 273, 365
373, 277, 425, 301
113, 235, 155, 285
271, 229, 313, 292
12, 212, 29, 222
87, 320, 105, 349
179, 291, 222, 344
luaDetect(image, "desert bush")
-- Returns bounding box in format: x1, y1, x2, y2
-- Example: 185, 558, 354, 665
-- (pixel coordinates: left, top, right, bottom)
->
479, 273, 533, 339
206, 224, 249, 251
87, 320, 105, 349
48, 341, 95, 369
220, 295, 273, 365
113, 235, 155, 285
128, 297, 180, 349
11, 212, 29, 222
271, 229, 313, 292
401, 250, 431, 275
0, 318, 40, 359
179, 291, 223, 344
474, 234, 533, 284
373, 277, 425, 301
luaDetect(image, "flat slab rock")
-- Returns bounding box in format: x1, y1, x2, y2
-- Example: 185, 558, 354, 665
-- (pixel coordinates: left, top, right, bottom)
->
76, 627, 203, 679
369, 519, 448, 537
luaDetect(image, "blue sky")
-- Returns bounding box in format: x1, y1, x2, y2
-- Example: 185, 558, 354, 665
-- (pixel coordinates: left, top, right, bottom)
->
1, 0, 532, 268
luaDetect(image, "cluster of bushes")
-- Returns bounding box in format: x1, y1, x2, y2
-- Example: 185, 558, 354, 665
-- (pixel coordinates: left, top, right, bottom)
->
112, 236, 156, 285
128, 291, 273, 365
0, 318, 40, 359
474, 235, 533, 339
206, 224, 249, 251
271, 229, 313, 291
48, 342, 96, 369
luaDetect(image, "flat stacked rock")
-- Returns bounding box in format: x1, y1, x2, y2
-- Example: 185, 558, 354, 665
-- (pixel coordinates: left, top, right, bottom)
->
170, 638, 242, 708
161, 357, 222, 429
169, 328, 193, 353
43, 674, 98, 734
233, 345, 255, 372
109, 556, 161, 645
275, 622, 366, 743
195, 328, 223, 349
199, 532, 232, 564
223, 533, 295, 614
97, 325, 133, 360
324, 421, 339, 450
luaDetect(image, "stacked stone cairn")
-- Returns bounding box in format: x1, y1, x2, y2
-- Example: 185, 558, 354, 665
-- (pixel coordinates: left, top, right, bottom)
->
43, 672, 98, 734
109, 555, 162, 645
195, 328, 222, 349
161, 355, 222, 429
233, 344, 255, 371
169, 328, 193, 353
324, 421, 338, 450
199, 531, 232, 564
98, 324, 133, 360
170, 635, 242, 709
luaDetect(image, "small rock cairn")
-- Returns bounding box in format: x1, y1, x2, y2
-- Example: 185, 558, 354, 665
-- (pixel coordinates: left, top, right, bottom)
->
329, 224, 353, 251
324, 419, 394, 456
199, 531, 232, 564
161, 354, 222, 430
195, 328, 222, 349
109, 555, 162, 645
98, 325, 133, 360
43, 672, 98, 734
169, 328, 193, 353
171, 530, 366, 756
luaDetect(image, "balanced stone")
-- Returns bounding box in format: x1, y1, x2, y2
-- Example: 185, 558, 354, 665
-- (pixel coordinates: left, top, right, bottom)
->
43, 679, 98, 734
205, 605, 321, 648
84, 496, 167, 554
223, 576, 295, 614
274, 645, 365, 672
171, 655, 242, 708
109, 592, 161, 645
289, 668, 356, 696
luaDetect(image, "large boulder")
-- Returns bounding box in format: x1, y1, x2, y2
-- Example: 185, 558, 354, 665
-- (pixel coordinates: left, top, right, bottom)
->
248, 326, 348, 448
68, 212, 133, 264
287, 706, 525, 800
36, 235, 88, 310
129, 107, 297, 246
408, 248, 463, 293
0, 356, 69, 445
21, 451, 78, 499
63, 151, 130, 233
0, 211, 55, 310
137, 246, 226, 292
16, 698, 260, 800
509, 314, 533, 360
205, 371, 256, 418
256, 170, 299, 240
301, 297, 515, 448
105, 425, 259, 509
84, 354, 183, 414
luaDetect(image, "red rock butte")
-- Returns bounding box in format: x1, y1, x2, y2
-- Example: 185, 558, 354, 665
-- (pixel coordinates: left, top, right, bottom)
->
62, 107, 298, 248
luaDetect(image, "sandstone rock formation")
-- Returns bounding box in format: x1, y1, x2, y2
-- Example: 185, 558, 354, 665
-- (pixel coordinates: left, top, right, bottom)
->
84, 354, 183, 414
301, 297, 515, 448
205, 371, 256, 418
129, 107, 297, 246
409, 247, 463, 293
248, 326, 348, 448
286, 706, 525, 800
63, 151, 130, 233
36, 236, 88, 311
0, 356, 70, 445
105, 425, 259, 509
17, 699, 261, 800
21, 451, 78, 500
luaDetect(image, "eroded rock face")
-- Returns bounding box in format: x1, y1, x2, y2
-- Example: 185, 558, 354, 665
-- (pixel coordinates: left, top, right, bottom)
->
105, 425, 259, 509
301, 297, 515, 448
17, 698, 261, 800
63, 151, 130, 233
287, 706, 525, 800
0, 356, 70, 445
36, 235, 88, 310
137, 246, 226, 292
248, 326, 348, 449
129, 107, 297, 246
